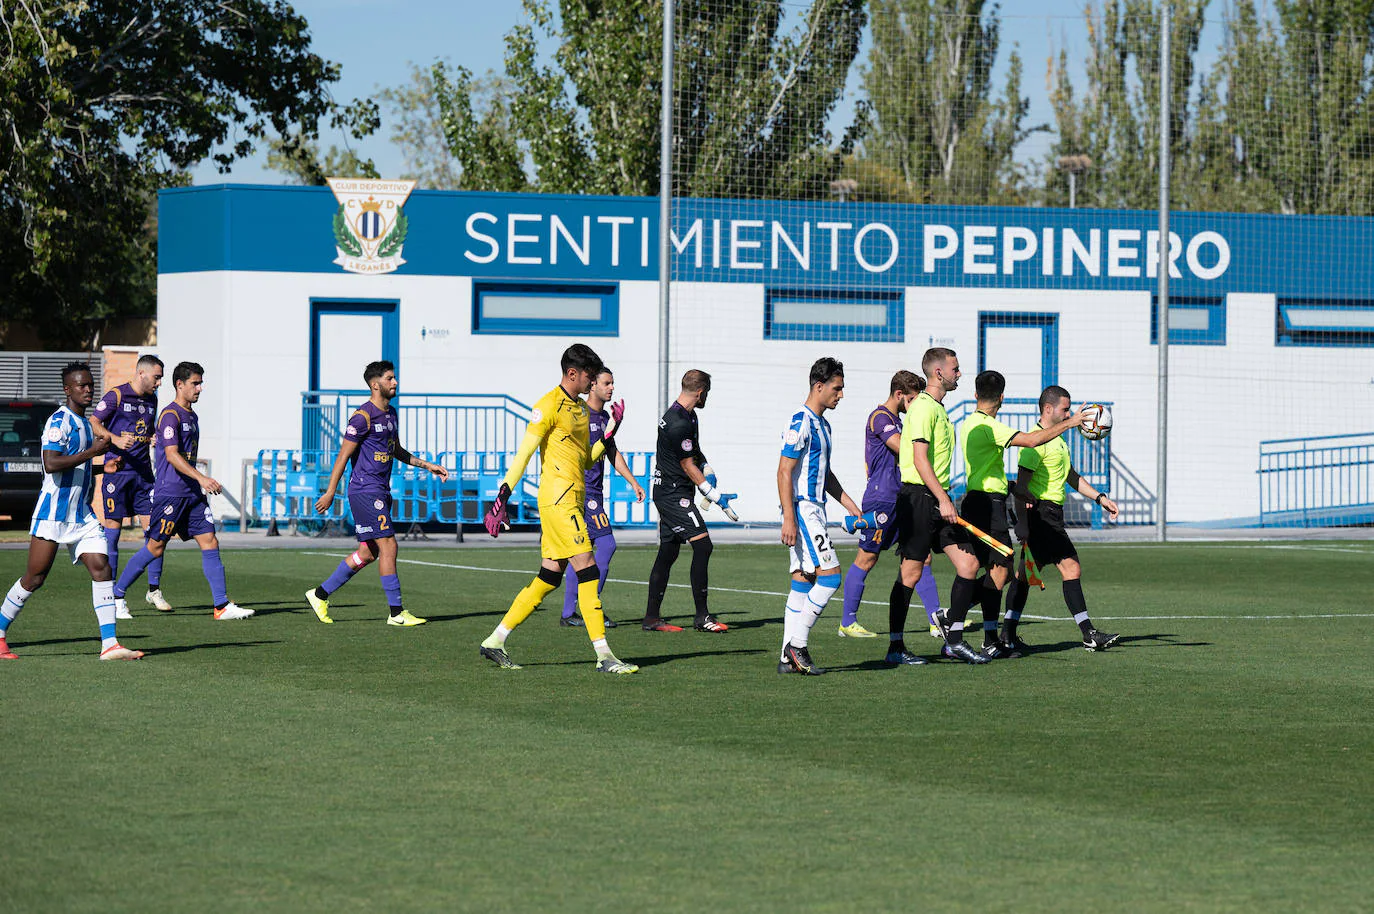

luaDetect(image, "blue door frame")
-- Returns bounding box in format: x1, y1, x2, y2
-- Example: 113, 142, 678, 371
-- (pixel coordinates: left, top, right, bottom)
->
308, 299, 400, 392
977, 313, 1059, 390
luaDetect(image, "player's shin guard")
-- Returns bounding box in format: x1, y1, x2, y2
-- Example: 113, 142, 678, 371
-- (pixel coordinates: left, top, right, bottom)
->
2, 580, 33, 634
201, 548, 229, 607
796, 571, 840, 648
594, 535, 615, 593
689, 537, 712, 619
93, 580, 118, 650
104, 526, 121, 577
147, 554, 163, 589
980, 580, 1003, 643
945, 576, 977, 643
381, 574, 403, 615
645, 541, 681, 619
783, 579, 814, 657
914, 565, 941, 623
1003, 577, 1029, 637
888, 578, 914, 645
575, 565, 606, 640
320, 556, 362, 596
500, 566, 562, 631
114, 546, 156, 599
841, 563, 869, 627
1063, 578, 1093, 635
560, 564, 579, 619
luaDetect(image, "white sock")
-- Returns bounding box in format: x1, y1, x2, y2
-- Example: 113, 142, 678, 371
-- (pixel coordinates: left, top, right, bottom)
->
783, 581, 812, 658
795, 572, 841, 649
93, 580, 118, 650
482, 624, 511, 649
591, 637, 613, 660
2, 579, 33, 634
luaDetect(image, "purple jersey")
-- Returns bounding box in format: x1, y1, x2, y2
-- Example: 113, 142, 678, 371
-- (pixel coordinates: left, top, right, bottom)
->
861, 405, 902, 507
345, 401, 398, 496
92, 382, 157, 482
584, 405, 609, 496
154, 402, 201, 499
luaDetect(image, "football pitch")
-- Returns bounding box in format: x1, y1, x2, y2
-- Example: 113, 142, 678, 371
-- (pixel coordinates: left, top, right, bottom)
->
2, 539, 1371, 912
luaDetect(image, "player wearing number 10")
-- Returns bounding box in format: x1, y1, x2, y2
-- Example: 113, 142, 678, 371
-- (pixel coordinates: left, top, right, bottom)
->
306, 360, 449, 626
113, 362, 252, 620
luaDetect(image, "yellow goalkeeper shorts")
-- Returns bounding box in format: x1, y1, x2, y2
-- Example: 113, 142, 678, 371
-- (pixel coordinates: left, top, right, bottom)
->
540, 500, 593, 561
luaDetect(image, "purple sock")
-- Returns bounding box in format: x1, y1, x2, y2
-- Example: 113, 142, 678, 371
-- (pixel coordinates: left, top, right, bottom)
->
594, 535, 616, 593
201, 548, 229, 607
561, 564, 578, 618
381, 573, 402, 612
841, 563, 869, 626
114, 546, 156, 599
104, 526, 121, 578
148, 553, 164, 589
320, 559, 359, 596
916, 567, 941, 623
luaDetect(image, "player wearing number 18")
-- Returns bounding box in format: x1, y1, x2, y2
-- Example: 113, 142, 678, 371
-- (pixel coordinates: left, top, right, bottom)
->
306, 360, 449, 626
1011, 386, 1121, 652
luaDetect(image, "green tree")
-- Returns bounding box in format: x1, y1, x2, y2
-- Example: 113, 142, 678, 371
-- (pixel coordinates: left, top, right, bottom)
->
1, 0, 375, 348
859, 0, 1043, 204
430, 0, 866, 197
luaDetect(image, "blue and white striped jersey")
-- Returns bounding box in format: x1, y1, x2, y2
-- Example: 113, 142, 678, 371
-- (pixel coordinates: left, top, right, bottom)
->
780, 405, 833, 504
31, 406, 97, 529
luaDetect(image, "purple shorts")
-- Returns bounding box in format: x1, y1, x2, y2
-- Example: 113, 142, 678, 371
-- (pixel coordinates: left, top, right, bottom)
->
148, 496, 216, 542
856, 500, 897, 553
348, 491, 395, 542
101, 472, 154, 521
584, 492, 614, 541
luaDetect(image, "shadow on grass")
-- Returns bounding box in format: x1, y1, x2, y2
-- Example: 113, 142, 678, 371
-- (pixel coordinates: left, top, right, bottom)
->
143, 640, 284, 656
514, 647, 769, 669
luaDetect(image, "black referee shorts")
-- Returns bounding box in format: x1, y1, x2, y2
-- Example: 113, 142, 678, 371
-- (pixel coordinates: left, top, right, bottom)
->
894, 482, 973, 564
1027, 501, 1078, 566
653, 487, 707, 544
959, 489, 1013, 569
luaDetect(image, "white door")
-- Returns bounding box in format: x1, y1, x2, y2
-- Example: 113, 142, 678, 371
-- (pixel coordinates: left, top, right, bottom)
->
317, 313, 383, 390
982, 324, 1046, 401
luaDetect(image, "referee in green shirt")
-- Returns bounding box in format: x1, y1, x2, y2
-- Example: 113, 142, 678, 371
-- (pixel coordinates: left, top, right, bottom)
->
960, 370, 1087, 658
1012, 385, 1121, 652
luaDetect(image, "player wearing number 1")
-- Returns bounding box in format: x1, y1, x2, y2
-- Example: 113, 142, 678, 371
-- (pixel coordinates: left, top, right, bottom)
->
478, 344, 638, 674
776, 358, 862, 675
306, 360, 448, 625
113, 362, 251, 620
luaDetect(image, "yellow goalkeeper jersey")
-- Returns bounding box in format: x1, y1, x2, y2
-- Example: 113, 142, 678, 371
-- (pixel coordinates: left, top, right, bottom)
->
502, 385, 605, 506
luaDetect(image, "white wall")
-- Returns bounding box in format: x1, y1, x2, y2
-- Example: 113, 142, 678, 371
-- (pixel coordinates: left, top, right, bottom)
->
159, 272, 1374, 525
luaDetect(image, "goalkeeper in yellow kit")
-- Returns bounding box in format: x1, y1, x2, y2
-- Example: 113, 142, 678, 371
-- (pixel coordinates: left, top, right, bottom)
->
478, 343, 638, 674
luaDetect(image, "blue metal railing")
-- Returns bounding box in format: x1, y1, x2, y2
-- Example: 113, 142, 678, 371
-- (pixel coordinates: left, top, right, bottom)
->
1258, 432, 1374, 527
946, 398, 1114, 527
301, 391, 537, 455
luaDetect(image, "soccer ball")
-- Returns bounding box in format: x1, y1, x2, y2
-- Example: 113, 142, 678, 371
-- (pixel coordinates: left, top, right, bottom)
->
1079, 404, 1113, 441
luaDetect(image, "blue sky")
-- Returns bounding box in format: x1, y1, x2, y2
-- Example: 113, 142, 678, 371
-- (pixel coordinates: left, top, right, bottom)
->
191, 0, 1228, 186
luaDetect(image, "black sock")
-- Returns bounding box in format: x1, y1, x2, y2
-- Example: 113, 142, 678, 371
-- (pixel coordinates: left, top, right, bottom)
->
981, 584, 1003, 645
644, 541, 681, 621
945, 575, 977, 644
888, 578, 914, 647
689, 537, 713, 620
390, 605, 404, 618
314, 585, 328, 601
1063, 578, 1093, 635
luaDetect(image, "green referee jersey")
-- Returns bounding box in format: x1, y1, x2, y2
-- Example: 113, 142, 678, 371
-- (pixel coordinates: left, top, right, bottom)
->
962, 410, 1019, 495
900, 391, 955, 488
1018, 423, 1072, 504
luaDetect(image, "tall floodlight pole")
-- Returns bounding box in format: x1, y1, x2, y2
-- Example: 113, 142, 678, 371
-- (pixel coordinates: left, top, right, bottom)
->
657, 0, 675, 416
1156, 0, 1171, 542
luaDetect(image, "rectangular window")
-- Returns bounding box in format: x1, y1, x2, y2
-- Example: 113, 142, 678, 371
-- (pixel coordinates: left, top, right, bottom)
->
1150, 295, 1226, 345
764, 289, 903, 342
472, 281, 619, 336
1277, 298, 1374, 347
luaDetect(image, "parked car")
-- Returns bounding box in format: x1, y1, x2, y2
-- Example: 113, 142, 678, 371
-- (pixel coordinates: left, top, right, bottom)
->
0, 401, 58, 522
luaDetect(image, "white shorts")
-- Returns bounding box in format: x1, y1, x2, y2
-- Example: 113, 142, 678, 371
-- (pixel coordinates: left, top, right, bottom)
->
30, 517, 108, 564
789, 500, 839, 575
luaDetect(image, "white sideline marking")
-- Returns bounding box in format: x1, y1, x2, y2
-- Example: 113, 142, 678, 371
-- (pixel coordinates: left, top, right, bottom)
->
301, 552, 1374, 622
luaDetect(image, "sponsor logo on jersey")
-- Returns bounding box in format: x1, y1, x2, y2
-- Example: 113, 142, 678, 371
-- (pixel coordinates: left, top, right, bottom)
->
327, 178, 416, 275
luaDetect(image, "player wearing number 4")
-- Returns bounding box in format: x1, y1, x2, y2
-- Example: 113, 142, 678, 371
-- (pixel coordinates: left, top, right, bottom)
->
960, 370, 1089, 659
776, 358, 863, 675
1, 362, 143, 661
114, 362, 251, 620
479, 344, 638, 674
306, 360, 448, 626
1008, 386, 1121, 652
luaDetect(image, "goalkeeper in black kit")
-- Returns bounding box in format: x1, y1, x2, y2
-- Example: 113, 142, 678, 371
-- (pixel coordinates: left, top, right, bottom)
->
640, 369, 737, 633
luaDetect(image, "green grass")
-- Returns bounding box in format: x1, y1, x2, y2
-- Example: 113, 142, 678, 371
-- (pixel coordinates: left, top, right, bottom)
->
2, 540, 1372, 912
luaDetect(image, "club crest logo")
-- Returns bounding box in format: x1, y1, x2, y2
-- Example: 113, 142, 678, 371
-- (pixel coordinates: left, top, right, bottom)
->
326, 178, 416, 275
107, 483, 115, 493
373, 499, 384, 510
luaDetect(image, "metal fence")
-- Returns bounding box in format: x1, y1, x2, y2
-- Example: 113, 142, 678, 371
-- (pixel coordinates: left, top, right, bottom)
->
0, 351, 103, 401
1258, 433, 1374, 528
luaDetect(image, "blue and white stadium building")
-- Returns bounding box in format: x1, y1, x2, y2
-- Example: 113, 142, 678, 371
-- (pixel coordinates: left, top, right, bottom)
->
157, 184, 1374, 530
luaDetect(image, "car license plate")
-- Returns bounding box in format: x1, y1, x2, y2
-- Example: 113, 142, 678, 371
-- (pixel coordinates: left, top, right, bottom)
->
3, 462, 41, 473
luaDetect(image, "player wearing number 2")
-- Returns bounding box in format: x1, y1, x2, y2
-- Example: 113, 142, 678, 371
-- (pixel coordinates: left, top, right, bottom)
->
776, 358, 863, 675
306, 360, 449, 626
